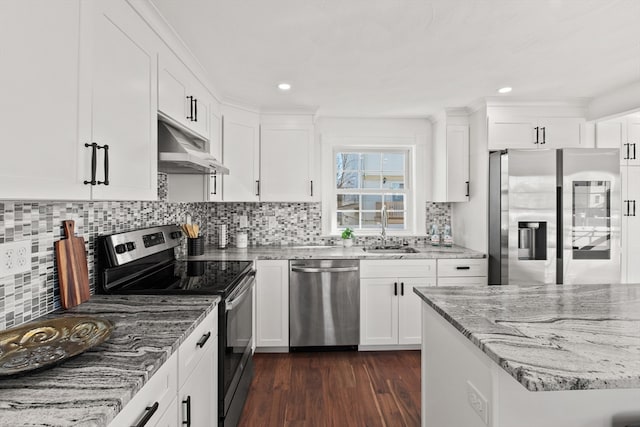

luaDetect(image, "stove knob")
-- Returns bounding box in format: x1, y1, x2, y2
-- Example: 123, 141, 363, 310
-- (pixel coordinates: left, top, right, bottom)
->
126, 242, 136, 251
115, 244, 126, 254
171, 231, 182, 239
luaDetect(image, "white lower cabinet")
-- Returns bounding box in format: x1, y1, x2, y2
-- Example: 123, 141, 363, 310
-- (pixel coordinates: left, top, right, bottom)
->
360, 260, 436, 347
108, 352, 178, 427
436, 258, 488, 286
255, 260, 289, 350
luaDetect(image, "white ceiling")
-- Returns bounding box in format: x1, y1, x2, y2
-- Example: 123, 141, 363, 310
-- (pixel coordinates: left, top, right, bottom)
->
150, 0, 640, 117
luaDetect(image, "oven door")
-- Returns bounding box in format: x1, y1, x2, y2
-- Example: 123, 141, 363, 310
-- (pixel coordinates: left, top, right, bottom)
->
222, 271, 254, 418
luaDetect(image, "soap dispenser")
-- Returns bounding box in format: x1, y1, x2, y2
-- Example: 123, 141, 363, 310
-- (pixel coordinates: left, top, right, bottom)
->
443, 224, 453, 247
430, 224, 440, 246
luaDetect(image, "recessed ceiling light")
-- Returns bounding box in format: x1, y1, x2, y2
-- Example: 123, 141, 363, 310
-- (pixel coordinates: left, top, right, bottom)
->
498, 87, 512, 94
278, 83, 291, 91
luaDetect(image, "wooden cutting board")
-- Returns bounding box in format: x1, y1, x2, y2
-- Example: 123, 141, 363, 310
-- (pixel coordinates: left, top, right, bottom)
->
55, 220, 90, 309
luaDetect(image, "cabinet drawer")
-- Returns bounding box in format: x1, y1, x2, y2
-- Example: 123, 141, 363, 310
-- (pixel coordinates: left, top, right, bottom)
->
437, 258, 487, 277
178, 306, 218, 389
108, 352, 177, 427
360, 259, 436, 278
437, 277, 487, 287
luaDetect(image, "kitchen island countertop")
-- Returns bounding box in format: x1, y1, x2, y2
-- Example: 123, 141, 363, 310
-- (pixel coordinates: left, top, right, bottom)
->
186, 243, 484, 261
414, 283, 640, 392
0, 294, 219, 427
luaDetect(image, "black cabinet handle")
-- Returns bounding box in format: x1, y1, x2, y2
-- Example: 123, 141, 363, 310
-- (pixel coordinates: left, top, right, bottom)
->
194, 98, 198, 122
465, 181, 470, 197
634, 200, 637, 217
456, 266, 471, 270
400, 282, 404, 296
541, 127, 546, 144
633, 143, 637, 160
182, 396, 191, 426
186, 96, 194, 121
310, 180, 313, 197
393, 282, 397, 296
624, 143, 630, 160
98, 144, 109, 186
256, 180, 260, 196
132, 402, 159, 427
84, 142, 97, 185
624, 200, 630, 217
213, 174, 217, 195
534, 127, 539, 144
196, 331, 211, 348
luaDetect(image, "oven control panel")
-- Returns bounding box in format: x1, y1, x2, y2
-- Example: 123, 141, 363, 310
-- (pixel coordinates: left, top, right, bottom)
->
101, 225, 182, 267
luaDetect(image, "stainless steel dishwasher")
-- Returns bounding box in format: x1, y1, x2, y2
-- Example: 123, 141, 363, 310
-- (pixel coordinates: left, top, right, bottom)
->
289, 259, 360, 350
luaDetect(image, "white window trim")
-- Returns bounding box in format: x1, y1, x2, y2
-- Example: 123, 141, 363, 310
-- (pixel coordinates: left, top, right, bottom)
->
320, 135, 427, 237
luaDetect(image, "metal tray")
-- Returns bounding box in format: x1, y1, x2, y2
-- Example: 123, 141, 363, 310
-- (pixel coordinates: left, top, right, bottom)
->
0, 316, 113, 376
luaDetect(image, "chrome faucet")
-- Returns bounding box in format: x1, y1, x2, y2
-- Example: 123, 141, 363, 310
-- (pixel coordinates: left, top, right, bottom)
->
380, 205, 388, 246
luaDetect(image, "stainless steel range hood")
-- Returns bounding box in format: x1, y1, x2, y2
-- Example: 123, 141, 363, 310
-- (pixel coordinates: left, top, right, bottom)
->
158, 121, 229, 175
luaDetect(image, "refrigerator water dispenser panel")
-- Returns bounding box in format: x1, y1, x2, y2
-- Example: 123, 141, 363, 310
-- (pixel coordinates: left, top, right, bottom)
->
518, 222, 547, 260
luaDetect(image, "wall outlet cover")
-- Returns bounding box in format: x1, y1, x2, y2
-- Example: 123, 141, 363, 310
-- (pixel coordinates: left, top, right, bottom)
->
466, 380, 489, 425
0, 240, 32, 277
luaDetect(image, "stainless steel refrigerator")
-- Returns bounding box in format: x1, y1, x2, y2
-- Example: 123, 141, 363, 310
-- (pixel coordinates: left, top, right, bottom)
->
489, 149, 621, 285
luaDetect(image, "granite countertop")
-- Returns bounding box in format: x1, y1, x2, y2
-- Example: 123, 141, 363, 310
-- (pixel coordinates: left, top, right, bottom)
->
414, 283, 640, 392
0, 294, 219, 427
186, 243, 484, 261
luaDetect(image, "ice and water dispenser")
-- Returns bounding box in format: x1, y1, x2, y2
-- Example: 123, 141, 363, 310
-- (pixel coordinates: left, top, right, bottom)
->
518, 222, 547, 260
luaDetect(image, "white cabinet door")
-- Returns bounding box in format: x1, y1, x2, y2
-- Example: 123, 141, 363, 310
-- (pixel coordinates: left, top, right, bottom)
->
360, 278, 398, 346
89, 0, 158, 201
221, 106, 260, 202
539, 117, 584, 148
398, 278, 433, 345
158, 49, 189, 129
260, 127, 314, 202
627, 119, 640, 167
0, 1, 90, 200
595, 119, 626, 152
208, 105, 223, 202
189, 84, 210, 138
178, 337, 216, 427
153, 398, 178, 427
487, 116, 538, 150
255, 260, 289, 349
446, 125, 470, 202
622, 166, 640, 283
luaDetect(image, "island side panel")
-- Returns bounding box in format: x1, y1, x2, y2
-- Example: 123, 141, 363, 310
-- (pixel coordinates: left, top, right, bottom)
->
421, 304, 494, 427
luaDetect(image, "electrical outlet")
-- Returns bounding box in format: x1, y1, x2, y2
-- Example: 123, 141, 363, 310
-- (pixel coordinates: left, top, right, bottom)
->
268, 216, 277, 229
239, 215, 248, 228
467, 380, 488, 424
0, 240, 31, 277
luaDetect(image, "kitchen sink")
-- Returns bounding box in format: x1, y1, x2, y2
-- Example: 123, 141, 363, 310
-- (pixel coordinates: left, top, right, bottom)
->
362, 245, 419, 254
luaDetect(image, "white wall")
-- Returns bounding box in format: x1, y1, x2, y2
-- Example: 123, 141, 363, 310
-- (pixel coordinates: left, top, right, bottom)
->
451, 107, 488, 252
316, 117, 432, 236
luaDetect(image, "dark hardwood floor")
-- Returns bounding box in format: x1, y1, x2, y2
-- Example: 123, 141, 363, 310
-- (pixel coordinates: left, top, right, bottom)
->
238, 350, 421, 427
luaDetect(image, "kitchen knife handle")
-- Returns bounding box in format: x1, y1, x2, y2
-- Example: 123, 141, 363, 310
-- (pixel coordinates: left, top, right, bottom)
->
401, 282, 404, 296
98, 144, 109, 186
84, 143, 97, 185
394, 282, 397, 296
133, 402, 159, 427
541, 127, 546, 144
534, 127, 539, 144
182, 396, 191, 426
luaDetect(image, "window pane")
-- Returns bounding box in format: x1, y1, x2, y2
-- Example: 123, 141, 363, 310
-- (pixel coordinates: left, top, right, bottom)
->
386, 212, 405, 229
337, 194, 359, 210
362, 153, 381, 171
383, 153, 405, 172
336, 153, 360, 172
337, 211, 359, 227
361, 212, 381, 228
361, 171, 381, 189
362, 195, 383, 211
384, 195, 404, 210
337, 171, 359, 189
382, 174, 404, 190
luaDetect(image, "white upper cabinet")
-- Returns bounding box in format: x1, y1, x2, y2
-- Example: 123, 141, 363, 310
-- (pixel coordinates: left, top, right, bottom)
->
487, 105, 588, 150
221, 105, 260, 202
596, 114, 640, 166
0, 0, 159, 201
158, 47, 209, 139
208, 102, 223, 202
0, 1, 89, 200
260, 116, 315, 202
88, 0, 158, 201
432, 112, 469, 202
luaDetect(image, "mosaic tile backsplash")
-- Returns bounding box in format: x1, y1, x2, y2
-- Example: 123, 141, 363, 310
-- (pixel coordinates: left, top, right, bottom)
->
0, 197, 450, 330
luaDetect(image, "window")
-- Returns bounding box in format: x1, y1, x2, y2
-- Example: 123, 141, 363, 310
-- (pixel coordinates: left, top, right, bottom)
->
334, 150, 409, 232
